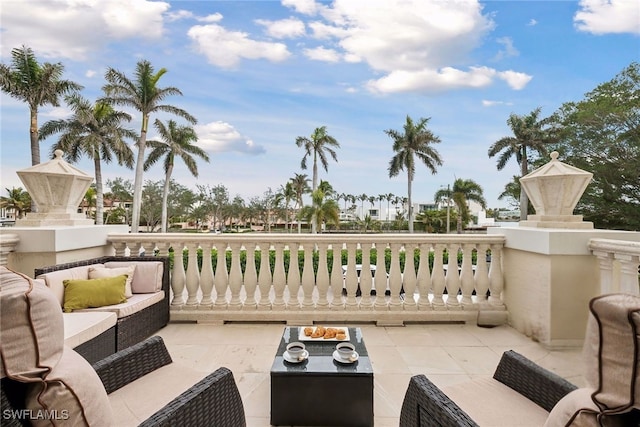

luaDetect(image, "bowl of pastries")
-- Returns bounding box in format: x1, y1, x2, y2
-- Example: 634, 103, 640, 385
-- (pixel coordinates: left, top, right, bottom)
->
300, 326, 349, 341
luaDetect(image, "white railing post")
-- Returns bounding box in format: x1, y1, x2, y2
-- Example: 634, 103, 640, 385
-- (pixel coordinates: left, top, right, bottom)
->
213, 242, 228, 307
286, 242, 301, 309
459, 243, 474, 307
388, 243, 403, 310
243, 242, 258, 309
374, 242, 388, 310
431, 244, 446, 310
200, 242, 214, 308
258, 244, 272, 310
330, 242, 345, 310
272, 243, 287, 309
0, 233, 19, 267
170, 242, 186, 306
359, 242, 374, 310
416, 243, 432, 310
474, 244, 490, 302
185, 242, 200, 306
301, 244, 315, 310
316, 242, 330, 308
617, 253, 640, 295
488, 244, 504, 307
445, 243, 461, 308
402, 243, 417, 310
228, 242, 243, 308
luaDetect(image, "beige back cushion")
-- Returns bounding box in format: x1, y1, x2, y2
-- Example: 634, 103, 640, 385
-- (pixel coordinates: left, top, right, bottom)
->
89, 265, 136, 298
26, 346, 114, 426
104, 261, 163, 293
0, 267, 64, 381
36, 264, 104, 306
582, 293, 640, 413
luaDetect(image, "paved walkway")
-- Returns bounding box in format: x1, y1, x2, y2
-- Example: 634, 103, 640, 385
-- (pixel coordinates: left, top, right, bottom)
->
156, 322, 585, 426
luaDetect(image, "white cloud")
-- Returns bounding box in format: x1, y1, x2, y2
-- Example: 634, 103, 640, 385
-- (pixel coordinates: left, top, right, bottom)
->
166, 9, 194, 22
303, 46, 341, 62
367, 66, 497, 94
494, 37, 519, 61
282, 0, 320, 16
188, 23, 291, 68
482, 100, 513, 107
0, 0, 169, 60
497, 70, 532, 90
574, 0, 640, 34
255, 17, 305, 38
195, 122, 266, 155
528, 19, 538, 26
85, 70, 97, 78
198, 13, 224, 23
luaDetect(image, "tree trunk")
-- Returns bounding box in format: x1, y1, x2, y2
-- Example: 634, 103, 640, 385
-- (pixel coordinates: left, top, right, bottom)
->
131, 116, 149, 233
161, 166, 172, 233
520, 150, 529, 220
29, 108, 40, 212
407, 170, 414, 233
94, 157, 103, 225
311, 157, 318, 234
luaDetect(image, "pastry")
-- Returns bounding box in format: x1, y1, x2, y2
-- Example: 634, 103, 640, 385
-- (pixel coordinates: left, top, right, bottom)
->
304, 327, 314, 337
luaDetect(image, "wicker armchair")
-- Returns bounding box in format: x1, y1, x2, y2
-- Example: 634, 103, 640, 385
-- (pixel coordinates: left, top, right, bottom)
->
399, 350, 577, 427
1, 336, 246, 427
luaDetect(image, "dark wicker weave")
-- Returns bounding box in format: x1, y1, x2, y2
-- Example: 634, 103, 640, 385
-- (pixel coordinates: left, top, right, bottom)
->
35, 256, 170, 353
493, 350, 577, 412
399, 350, 577, 427
1, 337, 246, 427
73, 325, 116, 364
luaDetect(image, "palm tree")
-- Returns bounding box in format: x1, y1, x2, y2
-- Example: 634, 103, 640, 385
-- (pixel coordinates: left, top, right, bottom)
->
290, 173, 310, 233
358, 193, 368, 219
298, 189, 340, 233
386, 115, 443, 233
275, 181, 296, 232
143, 119, 209, 233
0, 187, 31, 219
435, 178, 486, 233
39, 94, 136, 225
0, 45, 82, 168
488, 107, 556, 220
385, 193, 395, 227
295, 126, 340, 233
102, 60, 197, 233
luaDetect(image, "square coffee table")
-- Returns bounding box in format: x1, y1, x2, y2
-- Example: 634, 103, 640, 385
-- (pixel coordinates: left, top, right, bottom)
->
270, 326, 374, 427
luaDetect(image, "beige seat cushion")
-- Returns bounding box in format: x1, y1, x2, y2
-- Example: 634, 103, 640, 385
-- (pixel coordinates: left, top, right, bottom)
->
582, 293, 640, 413
0, 267, 64, 381
104, 261, 163, 293
63, 312, 117, 348
108, 362, 204, 426
26, 346, 114, 427
72, 291, 165, 318
89, 265, 136, 298
36, 264, 104, 306
442, 377, 549, 427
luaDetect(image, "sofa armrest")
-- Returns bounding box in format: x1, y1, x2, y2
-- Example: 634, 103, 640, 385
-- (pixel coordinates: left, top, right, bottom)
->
92, 336, 172, 394
137, 367, 246, 427
493, 350, 578, 412
400, 375, 479, 427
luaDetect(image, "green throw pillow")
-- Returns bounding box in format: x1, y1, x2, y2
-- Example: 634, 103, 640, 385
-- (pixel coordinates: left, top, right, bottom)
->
63, 275, 128, 313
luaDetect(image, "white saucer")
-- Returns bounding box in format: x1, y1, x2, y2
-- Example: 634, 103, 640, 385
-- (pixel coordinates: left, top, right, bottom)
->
333, 350, 359, 364
283, 349, 309, 363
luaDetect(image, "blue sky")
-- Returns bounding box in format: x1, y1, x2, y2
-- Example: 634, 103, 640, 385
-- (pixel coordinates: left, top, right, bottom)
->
1, 0, 638, 210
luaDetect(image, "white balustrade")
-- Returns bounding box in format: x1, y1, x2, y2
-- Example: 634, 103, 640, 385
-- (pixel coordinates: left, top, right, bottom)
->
106, 233, 506, 325
590, 238, 640, 295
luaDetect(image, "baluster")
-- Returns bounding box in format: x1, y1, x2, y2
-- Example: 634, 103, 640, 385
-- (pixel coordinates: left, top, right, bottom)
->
359, 242, 374, 310
343, 242, 359, 308
156, 242, 170, 257
243, 242, 258, 309
592, 251, 614, 294
112, 242, 127, 257
402, 243, 417, 310
185, 242, 200, 306
287, 243, 301, 309
330, 242, 345, 310
228, 242, 243, 308
130, 242, 143, 257
316, 242, 330, 308
474, 244, 490, 302
170, 242, 186, 306
459, 244, 474, 307
301, 244, 315, 310
416, 243, 432, 310
388, 243, 403, 310
258, 244, 272, 310
0, 234, 18, 267
214, 242, 229, 307
374, 242, 388, 310
445, 243, 461, 308
273, 243, 287, 308
488, 244, 504, 307
431, 244, 446, 309
200, 242, 214, 307
617, 254, 640, 295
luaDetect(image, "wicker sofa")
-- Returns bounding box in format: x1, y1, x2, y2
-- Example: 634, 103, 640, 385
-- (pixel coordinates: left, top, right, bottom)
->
34, 256, 170, 360
399, 293, 640, 427
1, 267, 246, 427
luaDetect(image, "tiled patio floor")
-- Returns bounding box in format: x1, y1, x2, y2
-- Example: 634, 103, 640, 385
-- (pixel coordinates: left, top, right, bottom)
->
155, 322, 586, 427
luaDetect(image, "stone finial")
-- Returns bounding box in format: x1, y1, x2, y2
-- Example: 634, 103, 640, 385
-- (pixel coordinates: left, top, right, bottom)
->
15, 151, 94, 227
519, 151, 593, 229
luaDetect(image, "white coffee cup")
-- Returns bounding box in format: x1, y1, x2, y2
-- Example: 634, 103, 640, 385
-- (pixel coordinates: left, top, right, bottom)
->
286, 342, 306, 358
336, 342, 355, 360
